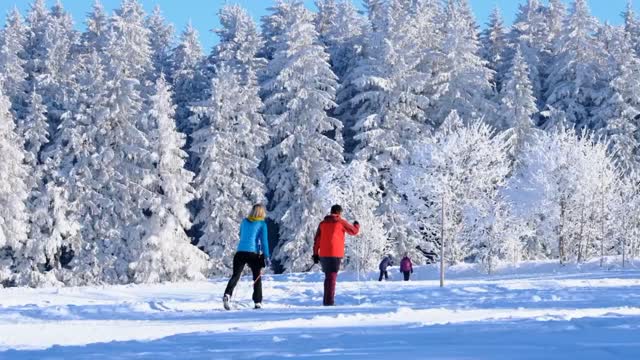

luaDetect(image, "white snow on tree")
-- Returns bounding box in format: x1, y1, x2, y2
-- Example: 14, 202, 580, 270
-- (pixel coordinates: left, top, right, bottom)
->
543, 0, 606, 131
261, 1, 343, 272
0, 87, 30, 286
170, 22, 206, 134
146, 6, 174, 81
316, 160, 386, 272
395, 111, 511, 286
0, 9, 28, 113
191, 65, 268, 275
510, 127, 620, 264
499, 47, 538, 158
432, 0, 495, 127
597, 25, 640, 175
132, 76, 207, 284
80, 0, 109, 54
480, 7, 508, 93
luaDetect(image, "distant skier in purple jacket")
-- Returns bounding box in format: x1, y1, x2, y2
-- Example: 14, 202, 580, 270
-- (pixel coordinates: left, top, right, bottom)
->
378, 255, 393, 281
400, 253, 413, 281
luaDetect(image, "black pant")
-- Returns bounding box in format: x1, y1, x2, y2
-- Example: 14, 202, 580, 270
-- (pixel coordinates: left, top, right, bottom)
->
224, 252, 263, 303
379, 270, 388, 281
403, 271, 410, 281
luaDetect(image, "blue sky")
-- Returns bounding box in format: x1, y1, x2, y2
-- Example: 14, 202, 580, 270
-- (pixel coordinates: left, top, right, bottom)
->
0, 0, 637, 52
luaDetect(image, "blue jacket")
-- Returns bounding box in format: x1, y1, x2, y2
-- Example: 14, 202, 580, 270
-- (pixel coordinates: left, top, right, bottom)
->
237, 218, 270, 258
379, 256, 393, 271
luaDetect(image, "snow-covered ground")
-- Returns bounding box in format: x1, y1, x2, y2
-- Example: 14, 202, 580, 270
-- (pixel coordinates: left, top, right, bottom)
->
1, 259, 640, 359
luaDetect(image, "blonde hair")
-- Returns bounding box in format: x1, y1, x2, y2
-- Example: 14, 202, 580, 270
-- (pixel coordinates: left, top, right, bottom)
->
249, 204, 266, 219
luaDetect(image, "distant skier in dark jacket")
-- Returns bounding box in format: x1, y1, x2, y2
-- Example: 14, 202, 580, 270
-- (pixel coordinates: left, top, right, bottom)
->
400, 253, 413, 281
379, 255, 393, 281
223, 204, 270, 310
312, 205, 360, 306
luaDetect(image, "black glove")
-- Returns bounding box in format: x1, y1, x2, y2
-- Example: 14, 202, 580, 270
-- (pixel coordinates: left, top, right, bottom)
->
353, 221, 359, 226
411, 269, 414, 274
312, 254, 320, 264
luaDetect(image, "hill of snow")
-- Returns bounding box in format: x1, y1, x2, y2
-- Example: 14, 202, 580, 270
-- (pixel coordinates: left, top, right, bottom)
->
1, 258, 639, 359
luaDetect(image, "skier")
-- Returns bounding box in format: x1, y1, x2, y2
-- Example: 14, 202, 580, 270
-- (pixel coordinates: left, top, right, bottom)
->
378, 255, 393, 281
223, 204, 270, 310
400, 253, 413, 281
312, 205, 360, 306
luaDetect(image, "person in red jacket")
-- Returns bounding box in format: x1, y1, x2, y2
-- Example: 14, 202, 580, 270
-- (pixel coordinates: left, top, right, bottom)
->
312, 205, 360, 306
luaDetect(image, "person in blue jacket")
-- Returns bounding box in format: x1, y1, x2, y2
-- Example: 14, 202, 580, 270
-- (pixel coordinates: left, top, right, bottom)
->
223, 204, 270, 310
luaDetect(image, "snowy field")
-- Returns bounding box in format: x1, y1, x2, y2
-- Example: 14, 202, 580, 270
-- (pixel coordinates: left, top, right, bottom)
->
1, 259, 640, 359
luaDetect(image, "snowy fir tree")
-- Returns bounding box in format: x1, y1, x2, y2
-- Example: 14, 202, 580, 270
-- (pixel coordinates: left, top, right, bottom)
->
0, 87, 30, 286
0, 8, 27, 112
508, 0, 550, 107
431, 0, 495, 127
170, 22, 206, 134
80, 0, 109, 54
132, 76, 207, 284
191, 65, 268, 276
261, 2, 343, 272
544, 0, 606, 131
499, 47, 538, 157
146, 6, 174, 81
480, 7, 508, 92
597, 26, 640, 175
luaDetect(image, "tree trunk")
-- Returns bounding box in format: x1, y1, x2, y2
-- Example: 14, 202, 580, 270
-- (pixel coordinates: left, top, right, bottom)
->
559, 199, 566, 265
600, 190, 606, 268
440, 194, 446, 288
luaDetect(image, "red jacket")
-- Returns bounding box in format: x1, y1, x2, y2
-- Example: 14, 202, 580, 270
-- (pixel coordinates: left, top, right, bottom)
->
313, 215, 360, 258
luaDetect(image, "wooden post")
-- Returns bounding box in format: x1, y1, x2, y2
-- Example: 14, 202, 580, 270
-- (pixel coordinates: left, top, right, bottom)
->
440, 193, 446, 288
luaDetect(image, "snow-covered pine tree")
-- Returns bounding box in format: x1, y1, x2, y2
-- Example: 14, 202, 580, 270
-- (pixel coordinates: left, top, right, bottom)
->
259, 0, 293, 61
146, 6, 174, 81
315, 0, 366, 80
191, 65, 268, 275
0, 9, 28, 114
508, 0, 549, 108
170, 22, 206, 135
262, 1, 344, 272
431, 0, 495, 127
24, 0, 78, 129
394, 111, 511, 286
132, 76, 207, 283
597, 26, 640, 175
85, 0, 156, 283
106, 0, 152, 84
623, 0, 640, 55
314, 0, 338, 44
544, 0, 606, 131
13, 84, 58, 287
499, 47, 538, 158
213, 5, 265, 86
80, 0, 109, 54
339, 0, 434, 257
480, 7, 508, 92
47, 51, 109, 285
316, 160, 386, 271
0, 87, 30, 286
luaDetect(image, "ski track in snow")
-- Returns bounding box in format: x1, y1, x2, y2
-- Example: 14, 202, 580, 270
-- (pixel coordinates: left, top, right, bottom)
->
1, 260, 640, 359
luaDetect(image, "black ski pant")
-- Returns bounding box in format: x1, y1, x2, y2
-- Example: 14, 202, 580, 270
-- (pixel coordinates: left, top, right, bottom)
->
403, 271, 411, 281
224, 251, 263, 303
379, 270, 388, 281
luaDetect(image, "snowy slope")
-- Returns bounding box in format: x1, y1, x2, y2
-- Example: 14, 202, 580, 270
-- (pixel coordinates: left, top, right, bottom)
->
1, 259, 640, 359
